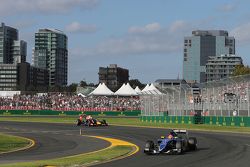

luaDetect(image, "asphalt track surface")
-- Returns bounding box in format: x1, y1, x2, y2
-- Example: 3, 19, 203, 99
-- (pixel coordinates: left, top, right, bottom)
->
0, 122, 110, 164
0, 121, 250, 167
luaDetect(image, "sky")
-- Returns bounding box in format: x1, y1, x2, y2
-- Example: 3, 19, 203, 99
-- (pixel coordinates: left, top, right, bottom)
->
1, 0, 250, 84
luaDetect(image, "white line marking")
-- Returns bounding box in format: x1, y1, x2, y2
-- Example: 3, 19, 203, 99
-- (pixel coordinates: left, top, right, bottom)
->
66, 134, 74, 136
246, 144, 250, 147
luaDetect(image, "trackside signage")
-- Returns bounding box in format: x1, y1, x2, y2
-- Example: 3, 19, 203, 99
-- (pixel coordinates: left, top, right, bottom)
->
0, 110, 141, 117
141, 116, 250, 127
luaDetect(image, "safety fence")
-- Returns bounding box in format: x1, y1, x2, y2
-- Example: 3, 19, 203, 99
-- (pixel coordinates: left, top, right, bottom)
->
142, 75, 250, 117
199, 75, 250, 117
141, 116, 250, 127
0, 110, 141, 117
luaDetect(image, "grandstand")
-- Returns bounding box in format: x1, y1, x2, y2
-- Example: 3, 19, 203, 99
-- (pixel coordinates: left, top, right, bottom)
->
141, 74, 250, 117
0, 75, 249, 116
0, 92, 141, 111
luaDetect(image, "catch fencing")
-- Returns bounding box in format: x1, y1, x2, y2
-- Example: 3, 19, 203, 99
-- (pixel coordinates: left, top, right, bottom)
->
141, 74, 250, 117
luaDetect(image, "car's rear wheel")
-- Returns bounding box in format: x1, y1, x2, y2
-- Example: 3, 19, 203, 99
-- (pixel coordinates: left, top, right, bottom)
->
102, 119, 108, 126
188, 137, 197, 150
76, 119, 82, 126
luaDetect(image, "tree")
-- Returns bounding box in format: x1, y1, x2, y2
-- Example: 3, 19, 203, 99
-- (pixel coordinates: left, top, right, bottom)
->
48, 85, 62, 92
67, 83, 78, 92
88, 83, 96, 87
232, 64, 250, 76
79, 80, 87, 87
48, 83, 77, 93
129, 79, 145, 89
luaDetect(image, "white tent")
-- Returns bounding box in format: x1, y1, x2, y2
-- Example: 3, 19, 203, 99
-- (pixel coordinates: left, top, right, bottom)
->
134, 86, 142, 94
142, 83, 163, 95
142, 84, 150, 92
77, 93, 86, 98
89, 83, 114, 96
114, 83, 138, 96
125, 83, 138, 95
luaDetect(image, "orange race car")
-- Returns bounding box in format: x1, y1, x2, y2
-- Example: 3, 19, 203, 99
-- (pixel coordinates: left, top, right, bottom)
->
76, 114, 108, 126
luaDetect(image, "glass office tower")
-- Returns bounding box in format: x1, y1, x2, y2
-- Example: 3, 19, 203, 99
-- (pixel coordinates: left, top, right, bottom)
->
0, 23, 18, 64
33, 29, 68, 86
183, 30, 235, 83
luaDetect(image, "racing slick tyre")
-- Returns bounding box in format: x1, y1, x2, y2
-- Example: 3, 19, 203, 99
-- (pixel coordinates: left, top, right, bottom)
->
175, 141, 183, 154
92, 119, 97, 126
144, 140, 155, 155
188, 137, 197, 150
102, 120, 108, 126
76, 119, 82, 126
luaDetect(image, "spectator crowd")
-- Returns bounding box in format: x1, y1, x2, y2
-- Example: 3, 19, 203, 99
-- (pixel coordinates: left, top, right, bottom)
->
0, 93, 141, 111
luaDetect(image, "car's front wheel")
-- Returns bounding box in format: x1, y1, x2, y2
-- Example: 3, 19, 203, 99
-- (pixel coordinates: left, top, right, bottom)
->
188, 137, 197, 150
144, 140, 155, 155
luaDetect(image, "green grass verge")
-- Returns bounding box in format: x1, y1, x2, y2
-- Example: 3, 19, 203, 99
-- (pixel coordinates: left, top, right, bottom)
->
0, 116, 76, 124
0, 145, 132, 167
0, 116, 250, 133
0, 133, 30, 153
110, 118, 250, 133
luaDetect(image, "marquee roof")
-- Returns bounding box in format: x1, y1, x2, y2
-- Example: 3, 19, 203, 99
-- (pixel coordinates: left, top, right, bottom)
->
114, 83, 138, 96
89, 83, 114, 96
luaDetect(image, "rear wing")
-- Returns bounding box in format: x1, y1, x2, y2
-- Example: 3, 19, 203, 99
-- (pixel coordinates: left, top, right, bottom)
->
173, 129, 187, 134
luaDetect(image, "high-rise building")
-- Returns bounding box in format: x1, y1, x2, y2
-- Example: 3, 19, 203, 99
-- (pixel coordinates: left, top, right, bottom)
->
12, 40, 27, 64
33, 29, 68, 87
0, 63, 48, 91
206, 54, 242, 82
0, 64, 18, 91
183, 30, 235, 83
99, 64, 129, 91
0, 23, 48, 92
17, 62, 48, 91
0, 23, 26, 64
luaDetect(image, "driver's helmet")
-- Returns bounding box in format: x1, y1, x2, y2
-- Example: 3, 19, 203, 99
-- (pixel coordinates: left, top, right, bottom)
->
167, 130, 177, 139
167, 134, 174, 139
86, 115, 92, 120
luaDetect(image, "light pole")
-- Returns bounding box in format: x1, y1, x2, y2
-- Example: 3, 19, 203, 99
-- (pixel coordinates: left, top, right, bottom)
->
247, 82, 250, 117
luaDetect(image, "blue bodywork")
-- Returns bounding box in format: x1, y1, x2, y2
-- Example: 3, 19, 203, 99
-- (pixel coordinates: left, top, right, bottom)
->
157, 137, 182, 152
158, 138, 170, 152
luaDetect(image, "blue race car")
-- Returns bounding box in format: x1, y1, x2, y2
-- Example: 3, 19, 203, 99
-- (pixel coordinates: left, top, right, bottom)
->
144, 129, 197, 155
